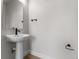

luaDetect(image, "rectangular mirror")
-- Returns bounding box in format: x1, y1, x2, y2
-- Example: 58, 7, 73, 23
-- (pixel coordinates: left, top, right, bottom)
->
3, 0, 24, 30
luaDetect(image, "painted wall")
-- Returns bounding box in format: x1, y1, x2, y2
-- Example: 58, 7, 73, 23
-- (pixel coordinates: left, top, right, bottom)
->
29, 0, 78, 59
23, 0, 30, 55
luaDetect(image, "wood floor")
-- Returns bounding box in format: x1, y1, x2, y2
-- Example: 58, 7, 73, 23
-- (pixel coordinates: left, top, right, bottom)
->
24, 54, 41, 59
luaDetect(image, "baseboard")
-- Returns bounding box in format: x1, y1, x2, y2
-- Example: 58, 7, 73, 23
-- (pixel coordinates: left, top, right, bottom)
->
30, 50, 55, 59
24, 50, 30, 56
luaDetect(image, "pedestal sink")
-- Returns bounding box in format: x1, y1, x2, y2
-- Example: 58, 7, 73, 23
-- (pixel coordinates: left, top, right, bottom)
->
6, 34, 30, 59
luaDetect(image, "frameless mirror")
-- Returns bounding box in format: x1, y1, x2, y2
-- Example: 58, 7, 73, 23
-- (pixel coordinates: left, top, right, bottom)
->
3, 0, 24, 29
10, 0, 23, 29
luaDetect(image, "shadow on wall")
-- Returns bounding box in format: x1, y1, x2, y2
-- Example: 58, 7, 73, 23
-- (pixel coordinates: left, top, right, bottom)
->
28, 35, 36, 50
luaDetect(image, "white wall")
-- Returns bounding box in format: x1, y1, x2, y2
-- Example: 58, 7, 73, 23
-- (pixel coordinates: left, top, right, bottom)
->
29, 0, 78, 59
23, 0, 30, 55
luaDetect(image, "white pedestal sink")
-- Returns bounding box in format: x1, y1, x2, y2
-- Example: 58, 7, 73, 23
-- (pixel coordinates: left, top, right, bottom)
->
6, 34, 30, 59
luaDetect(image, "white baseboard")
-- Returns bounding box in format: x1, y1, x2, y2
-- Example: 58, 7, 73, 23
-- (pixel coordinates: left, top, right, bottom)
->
24, 50, 30, 56
30, 50, 55, 59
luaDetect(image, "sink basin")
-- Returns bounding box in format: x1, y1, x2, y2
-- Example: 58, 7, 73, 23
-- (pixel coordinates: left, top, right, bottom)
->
6, 34, 30, 59
6, 34, 30, 42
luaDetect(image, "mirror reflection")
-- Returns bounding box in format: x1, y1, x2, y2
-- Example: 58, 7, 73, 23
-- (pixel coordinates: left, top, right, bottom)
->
3, 0, 24, 30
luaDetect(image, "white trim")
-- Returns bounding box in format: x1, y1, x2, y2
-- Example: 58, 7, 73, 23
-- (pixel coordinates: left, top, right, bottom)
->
24, 50, 30, 56
30, 50, 55, 59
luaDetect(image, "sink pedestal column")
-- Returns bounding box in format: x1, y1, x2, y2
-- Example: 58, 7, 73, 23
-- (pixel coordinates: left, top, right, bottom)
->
16, 42, 23, 59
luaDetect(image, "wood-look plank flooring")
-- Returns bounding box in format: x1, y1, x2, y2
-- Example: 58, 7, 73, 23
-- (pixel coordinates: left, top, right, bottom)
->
24, 54, 41, 59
